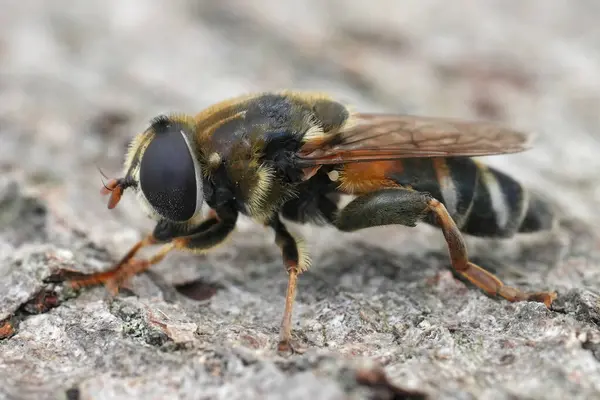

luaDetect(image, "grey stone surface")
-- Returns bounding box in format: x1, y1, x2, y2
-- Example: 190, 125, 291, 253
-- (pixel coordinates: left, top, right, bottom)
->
2, 1, 600, 399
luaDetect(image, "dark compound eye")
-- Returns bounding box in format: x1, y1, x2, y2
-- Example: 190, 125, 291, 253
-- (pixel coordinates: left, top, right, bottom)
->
139, 118, 199, 222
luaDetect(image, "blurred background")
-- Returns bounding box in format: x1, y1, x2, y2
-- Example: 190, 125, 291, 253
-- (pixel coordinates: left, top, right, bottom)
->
1, 0, 599, 280
2, 1, 600, 398
0, 0, 599, 298
1, 1, 599, 232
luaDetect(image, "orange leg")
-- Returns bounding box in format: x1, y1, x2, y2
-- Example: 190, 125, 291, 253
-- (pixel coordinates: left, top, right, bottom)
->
334, 189, 557, 307
56, 211, 236, 296
279, 265, 300, 353
84, 242, 175, 295
60, 235, 176, 296
53, 234, 155, 290
427, 199, 557, 306
268, 216, 310, 354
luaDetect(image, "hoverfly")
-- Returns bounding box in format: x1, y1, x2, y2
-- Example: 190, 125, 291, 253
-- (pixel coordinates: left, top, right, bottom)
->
56, 91, 557, 353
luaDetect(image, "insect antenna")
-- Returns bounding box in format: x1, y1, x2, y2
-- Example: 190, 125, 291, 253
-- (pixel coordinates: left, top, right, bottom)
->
96, 165, 109, 180
97, 166, 116, 194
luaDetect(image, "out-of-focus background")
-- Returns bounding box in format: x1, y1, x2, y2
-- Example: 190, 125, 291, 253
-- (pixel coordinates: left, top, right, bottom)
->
1, 1, 600, 399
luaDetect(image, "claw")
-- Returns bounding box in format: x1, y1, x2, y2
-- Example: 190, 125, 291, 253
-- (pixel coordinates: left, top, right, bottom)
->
277, 338, 307, 356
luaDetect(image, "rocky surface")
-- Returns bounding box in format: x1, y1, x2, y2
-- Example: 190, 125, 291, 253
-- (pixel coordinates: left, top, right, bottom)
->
2, 1, 600, 399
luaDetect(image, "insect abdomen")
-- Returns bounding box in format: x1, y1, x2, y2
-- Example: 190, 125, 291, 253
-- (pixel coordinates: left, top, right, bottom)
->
387, 158, 554, 238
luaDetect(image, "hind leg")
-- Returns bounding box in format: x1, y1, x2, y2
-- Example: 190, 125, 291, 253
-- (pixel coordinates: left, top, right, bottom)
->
334, 188, 557, 307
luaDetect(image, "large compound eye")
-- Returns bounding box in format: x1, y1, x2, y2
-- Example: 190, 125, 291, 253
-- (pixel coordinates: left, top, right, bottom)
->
139, 117, 200, 222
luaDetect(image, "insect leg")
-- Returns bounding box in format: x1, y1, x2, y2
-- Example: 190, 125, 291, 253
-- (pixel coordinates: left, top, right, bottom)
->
61, 207, 236, 295
267, 215, 310, 354
55, 234, 158, 291
68, 241, 178, 295
334, 188, 557, 307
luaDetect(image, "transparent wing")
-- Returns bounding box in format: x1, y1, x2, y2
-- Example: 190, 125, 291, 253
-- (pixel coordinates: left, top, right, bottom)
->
297, 113, 534, 165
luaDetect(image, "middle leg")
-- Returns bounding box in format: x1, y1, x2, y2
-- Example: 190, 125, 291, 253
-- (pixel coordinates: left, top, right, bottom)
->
267, 215, 311, 354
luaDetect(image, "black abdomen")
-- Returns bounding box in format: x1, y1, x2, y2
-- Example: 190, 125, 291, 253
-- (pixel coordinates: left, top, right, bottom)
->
387, 157, 554, 238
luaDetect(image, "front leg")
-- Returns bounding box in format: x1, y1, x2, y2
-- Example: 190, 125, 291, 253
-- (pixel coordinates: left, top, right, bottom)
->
59, 207, 237, 295
334, 188, 557, 307
268, 215, 311, 354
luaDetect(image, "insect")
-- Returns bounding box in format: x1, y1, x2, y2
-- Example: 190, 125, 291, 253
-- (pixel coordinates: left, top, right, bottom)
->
55, 91, 557, 353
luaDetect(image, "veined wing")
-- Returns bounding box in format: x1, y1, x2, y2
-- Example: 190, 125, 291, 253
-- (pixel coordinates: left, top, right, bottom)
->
297, 113, 534, 165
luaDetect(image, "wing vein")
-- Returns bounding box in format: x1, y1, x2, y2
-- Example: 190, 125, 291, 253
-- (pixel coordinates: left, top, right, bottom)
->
297, 113, 533, 166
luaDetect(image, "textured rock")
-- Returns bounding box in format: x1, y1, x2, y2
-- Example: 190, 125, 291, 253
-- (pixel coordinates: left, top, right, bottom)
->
2, 1, 600, 399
